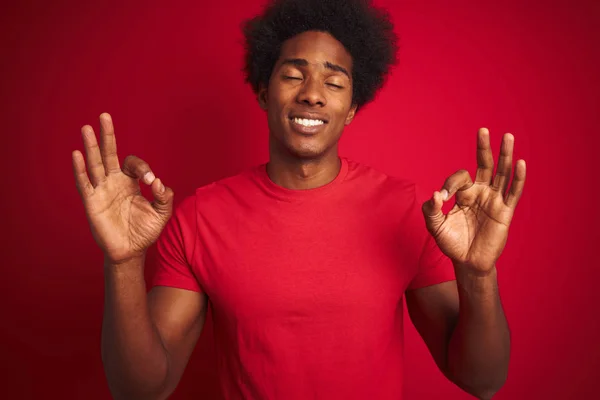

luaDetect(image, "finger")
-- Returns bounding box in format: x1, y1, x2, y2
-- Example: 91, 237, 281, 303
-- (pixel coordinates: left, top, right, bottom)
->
422, 191, 445, 235
122, 155, 155, 184
492, 133, 514, 194
505, 159, 526, 208
72, 150, 94, 199
81, 125, 107, 186
150, 178, 174, 218
475, 127, 494, 185
440, 169, 474, 201
99, 113, 121, 174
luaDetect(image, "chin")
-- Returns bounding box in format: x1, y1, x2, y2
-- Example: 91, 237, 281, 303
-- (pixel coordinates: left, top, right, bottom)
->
270, 122, 335, 160
286, 144, 325, 160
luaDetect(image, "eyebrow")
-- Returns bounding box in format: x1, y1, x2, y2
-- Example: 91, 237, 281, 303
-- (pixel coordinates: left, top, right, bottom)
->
281, 58, 350, 79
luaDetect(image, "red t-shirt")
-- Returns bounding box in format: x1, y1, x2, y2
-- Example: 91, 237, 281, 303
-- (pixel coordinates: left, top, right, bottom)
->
152, 157, 455, 399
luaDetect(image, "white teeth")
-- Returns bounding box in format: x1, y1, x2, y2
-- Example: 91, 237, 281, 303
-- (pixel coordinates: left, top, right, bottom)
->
293, 117, 324, 127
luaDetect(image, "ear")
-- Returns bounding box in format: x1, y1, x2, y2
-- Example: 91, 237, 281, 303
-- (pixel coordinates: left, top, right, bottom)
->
345, 104, 358, 125
258, 83, 268, 111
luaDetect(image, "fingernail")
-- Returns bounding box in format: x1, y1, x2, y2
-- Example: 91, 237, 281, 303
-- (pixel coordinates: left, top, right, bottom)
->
143, 172, 155, 184
159, 182, 165, 193
441, 189, 449, 200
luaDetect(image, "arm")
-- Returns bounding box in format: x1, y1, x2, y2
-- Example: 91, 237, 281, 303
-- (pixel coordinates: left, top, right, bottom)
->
414, 128, 526, 399
406, 268, 510, 400
102, 256, 207, 400
71, 113, 207, 399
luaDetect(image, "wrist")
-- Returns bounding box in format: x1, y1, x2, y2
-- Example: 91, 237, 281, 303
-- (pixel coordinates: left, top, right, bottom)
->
453, 262, 499, 296
103, 253, 146, 272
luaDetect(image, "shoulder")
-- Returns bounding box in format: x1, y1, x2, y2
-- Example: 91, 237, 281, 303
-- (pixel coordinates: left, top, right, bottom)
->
344, 157, 420, 203
173, 164, 261, 214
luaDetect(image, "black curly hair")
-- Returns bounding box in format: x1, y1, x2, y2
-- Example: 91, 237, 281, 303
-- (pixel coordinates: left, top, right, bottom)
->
242, 0, 399, 111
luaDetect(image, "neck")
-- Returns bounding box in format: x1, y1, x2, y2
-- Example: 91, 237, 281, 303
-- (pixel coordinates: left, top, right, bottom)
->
266, 146, 341, 190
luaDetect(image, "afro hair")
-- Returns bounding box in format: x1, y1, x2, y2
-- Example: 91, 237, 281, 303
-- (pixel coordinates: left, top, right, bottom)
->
242, 0, 399, 111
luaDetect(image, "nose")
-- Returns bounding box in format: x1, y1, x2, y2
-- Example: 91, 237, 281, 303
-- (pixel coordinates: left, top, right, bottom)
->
296, 77, 326, 107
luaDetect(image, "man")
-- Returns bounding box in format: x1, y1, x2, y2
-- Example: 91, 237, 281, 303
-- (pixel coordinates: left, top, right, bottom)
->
72, 0, 526, 399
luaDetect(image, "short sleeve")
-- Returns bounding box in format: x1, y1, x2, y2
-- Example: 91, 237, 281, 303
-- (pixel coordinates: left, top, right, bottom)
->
407, 184, 456, 290
151, 195, 203, 293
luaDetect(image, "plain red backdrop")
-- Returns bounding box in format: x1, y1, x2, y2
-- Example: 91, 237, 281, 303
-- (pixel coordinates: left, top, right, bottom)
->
1, 0, 599, 399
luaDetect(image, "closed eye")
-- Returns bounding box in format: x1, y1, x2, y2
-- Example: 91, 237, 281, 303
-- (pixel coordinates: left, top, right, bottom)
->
327, 83, 343, 89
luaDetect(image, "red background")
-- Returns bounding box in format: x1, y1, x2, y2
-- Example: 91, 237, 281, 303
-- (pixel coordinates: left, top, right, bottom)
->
1, 0, 599, 399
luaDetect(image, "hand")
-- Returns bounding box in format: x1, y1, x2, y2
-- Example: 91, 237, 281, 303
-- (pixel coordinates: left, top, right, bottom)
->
72, 113, 175, 265
422, 128, 526, 275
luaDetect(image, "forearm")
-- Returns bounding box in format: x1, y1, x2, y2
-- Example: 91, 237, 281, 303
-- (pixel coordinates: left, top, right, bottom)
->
447, 266, 510, 399
101, 256, 169, 400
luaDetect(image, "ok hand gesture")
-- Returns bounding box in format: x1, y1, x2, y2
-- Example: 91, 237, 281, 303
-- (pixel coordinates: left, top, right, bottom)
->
422, 128, 526, 275
72, 113, 174, 265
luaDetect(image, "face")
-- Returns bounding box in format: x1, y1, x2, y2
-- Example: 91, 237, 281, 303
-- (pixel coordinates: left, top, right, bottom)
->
258, 30, 357, 160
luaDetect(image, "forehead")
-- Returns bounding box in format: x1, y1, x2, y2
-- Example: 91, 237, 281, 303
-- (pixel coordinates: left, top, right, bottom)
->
278, 31, 353, 71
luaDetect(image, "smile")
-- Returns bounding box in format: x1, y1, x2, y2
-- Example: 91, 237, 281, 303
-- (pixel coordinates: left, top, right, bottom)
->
292, 117, 325, 127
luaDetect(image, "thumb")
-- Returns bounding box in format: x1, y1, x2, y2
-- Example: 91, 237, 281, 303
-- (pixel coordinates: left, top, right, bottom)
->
421, 191, 446, 235
150, 178, 174, 218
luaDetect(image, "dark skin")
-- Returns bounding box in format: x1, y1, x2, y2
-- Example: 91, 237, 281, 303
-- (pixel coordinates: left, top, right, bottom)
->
414, 128, 526, 399
257, 30, 357, 189
73, 30, 525, 400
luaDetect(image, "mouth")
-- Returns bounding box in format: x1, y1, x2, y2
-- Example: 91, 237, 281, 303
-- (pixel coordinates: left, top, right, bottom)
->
290, 116, 326, 126
288, 115, 329, 135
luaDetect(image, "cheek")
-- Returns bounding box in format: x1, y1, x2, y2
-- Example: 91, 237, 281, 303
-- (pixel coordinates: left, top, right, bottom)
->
266, 94, 291, 131
331, 97, 353, 124
267, 95, 289, 123
267, 80, 292, 106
